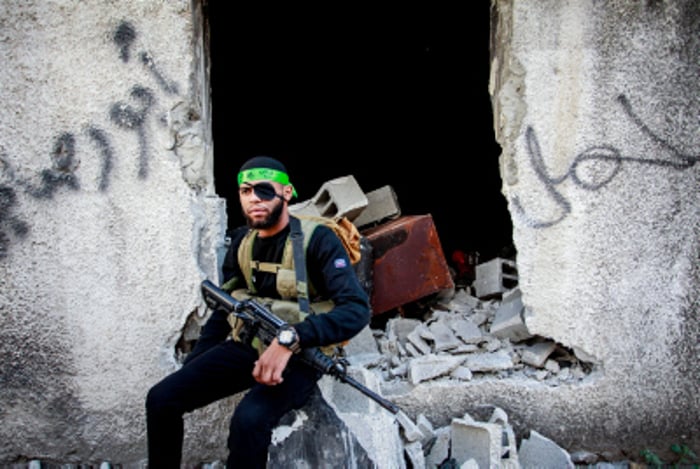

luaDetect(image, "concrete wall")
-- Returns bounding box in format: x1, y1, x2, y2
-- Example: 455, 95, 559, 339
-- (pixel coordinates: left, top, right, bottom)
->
482, 0, 697, 457
0, 0, 698, 466
0, 1, 229, 465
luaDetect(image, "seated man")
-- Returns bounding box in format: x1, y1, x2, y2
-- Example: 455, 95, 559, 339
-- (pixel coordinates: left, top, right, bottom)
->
146, 156, 371, 468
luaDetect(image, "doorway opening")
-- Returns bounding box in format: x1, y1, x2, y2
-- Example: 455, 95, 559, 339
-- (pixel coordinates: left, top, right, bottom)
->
206, 3, 513, 267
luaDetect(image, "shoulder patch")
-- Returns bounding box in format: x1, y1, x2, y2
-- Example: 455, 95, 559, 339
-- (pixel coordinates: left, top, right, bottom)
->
333, 258, 348, 269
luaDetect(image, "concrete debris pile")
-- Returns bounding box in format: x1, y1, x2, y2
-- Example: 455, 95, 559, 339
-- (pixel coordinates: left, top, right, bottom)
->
273, 369, 584, 469
394, 406, 576, 469
271, 286, 600, 468
348, 286, 594, 388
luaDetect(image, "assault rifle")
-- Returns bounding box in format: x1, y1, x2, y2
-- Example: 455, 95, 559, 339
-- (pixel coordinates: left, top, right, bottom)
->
200, 279, 400, 415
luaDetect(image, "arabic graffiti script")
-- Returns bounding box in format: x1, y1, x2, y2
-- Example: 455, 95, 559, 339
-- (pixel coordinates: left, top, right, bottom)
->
512, 94, 698, 228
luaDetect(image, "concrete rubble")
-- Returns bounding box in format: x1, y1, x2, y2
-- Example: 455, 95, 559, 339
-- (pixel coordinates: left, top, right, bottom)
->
302, 283, 595, 468
368, 285, 593, 389
235, 280, 598, 468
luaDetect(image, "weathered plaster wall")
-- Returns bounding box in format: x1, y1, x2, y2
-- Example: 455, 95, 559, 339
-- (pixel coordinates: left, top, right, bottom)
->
0, 1, 227, 464
489, 0, 699, 456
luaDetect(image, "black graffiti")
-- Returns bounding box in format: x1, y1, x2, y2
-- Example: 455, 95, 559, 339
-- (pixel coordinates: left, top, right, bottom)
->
0, 20, 181, 260
0, 133, 81, 258
113, 20, 179, 96
110, 86, 155, 179
140, 51, 179, 95
0, 128, 108, 259
25, 133, 80, 199
512, 94, 698, 228
114, 21, 136, 63
0, 183, 29, 259
87, 127, 114, 192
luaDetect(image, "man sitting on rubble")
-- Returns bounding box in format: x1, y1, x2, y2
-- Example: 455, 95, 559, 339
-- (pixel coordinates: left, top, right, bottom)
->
145, 156, 371, 468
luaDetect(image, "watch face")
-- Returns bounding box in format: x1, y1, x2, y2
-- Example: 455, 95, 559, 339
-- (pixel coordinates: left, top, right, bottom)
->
279, 330, 294, 344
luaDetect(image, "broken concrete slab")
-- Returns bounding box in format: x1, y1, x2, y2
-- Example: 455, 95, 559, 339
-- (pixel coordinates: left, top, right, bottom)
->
451, 318, 484, 344
463, 349, 515, 373
406, 325, 433, 355
408, 354, 465, 385
518, 429, 574, 469
490, 287, 534, 342
427, 320, 462, 352
424, 426, 451, 468
269, 387, 377, 468
519, 340, 558, 368
344, 324, 383, 368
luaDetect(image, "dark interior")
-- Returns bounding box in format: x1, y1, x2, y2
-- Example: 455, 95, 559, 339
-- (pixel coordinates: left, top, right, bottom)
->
206, 3, 513, 267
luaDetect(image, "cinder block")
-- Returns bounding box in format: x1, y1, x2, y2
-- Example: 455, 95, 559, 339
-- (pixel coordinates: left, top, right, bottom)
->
488, 407, 519, 467
450, 416, 503, 468
353, 185, 401, 229
362, 215, 454, 315
290, 175, 368, 220
474, 257, 518, 299
520, 340, 557, 368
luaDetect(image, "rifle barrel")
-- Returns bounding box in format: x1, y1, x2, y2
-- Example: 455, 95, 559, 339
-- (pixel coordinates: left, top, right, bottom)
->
338, 374, 400, 414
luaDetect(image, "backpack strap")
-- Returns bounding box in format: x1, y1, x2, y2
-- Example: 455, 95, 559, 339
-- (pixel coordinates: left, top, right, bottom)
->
237, 229, 257, 294
289, 216, 310, 315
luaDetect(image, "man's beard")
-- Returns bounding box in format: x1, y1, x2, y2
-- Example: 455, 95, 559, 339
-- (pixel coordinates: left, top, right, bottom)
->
243, 199, 284, 230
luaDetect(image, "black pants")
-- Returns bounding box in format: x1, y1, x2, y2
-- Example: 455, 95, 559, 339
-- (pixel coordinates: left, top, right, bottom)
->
145, 339, 321, 468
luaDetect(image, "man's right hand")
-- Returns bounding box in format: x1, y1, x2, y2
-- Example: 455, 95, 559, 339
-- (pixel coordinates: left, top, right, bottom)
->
252, 339, 293, 385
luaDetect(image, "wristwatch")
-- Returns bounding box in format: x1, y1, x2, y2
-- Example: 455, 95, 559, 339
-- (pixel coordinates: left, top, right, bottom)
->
276, 325, 300, 353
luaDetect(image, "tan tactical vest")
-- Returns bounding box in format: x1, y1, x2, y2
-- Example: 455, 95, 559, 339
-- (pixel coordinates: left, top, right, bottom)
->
226, 216, 349, 356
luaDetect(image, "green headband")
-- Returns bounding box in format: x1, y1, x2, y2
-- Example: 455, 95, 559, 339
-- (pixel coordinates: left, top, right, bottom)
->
237, 168, 297, 197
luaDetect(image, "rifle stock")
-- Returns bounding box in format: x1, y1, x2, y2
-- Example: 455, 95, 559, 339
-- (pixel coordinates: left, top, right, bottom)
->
200, 279, 399, 415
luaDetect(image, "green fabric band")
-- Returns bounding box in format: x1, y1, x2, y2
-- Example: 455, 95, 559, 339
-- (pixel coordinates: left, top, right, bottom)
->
237, 168, 297, 197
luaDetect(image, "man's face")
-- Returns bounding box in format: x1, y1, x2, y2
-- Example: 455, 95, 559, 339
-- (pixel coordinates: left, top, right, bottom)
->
239, 181, 286, 230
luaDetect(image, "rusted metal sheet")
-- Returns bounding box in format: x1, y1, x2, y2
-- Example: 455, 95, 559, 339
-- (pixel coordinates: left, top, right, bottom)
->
362, 214, 454, 315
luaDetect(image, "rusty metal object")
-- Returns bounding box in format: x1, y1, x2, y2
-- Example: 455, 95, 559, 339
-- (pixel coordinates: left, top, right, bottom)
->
362, 214, 454, 315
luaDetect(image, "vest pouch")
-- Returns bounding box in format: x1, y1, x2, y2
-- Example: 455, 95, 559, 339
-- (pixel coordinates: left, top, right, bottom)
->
275, 268, 297, 300
270, 299, 307, 324
230, 289, 305, 323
